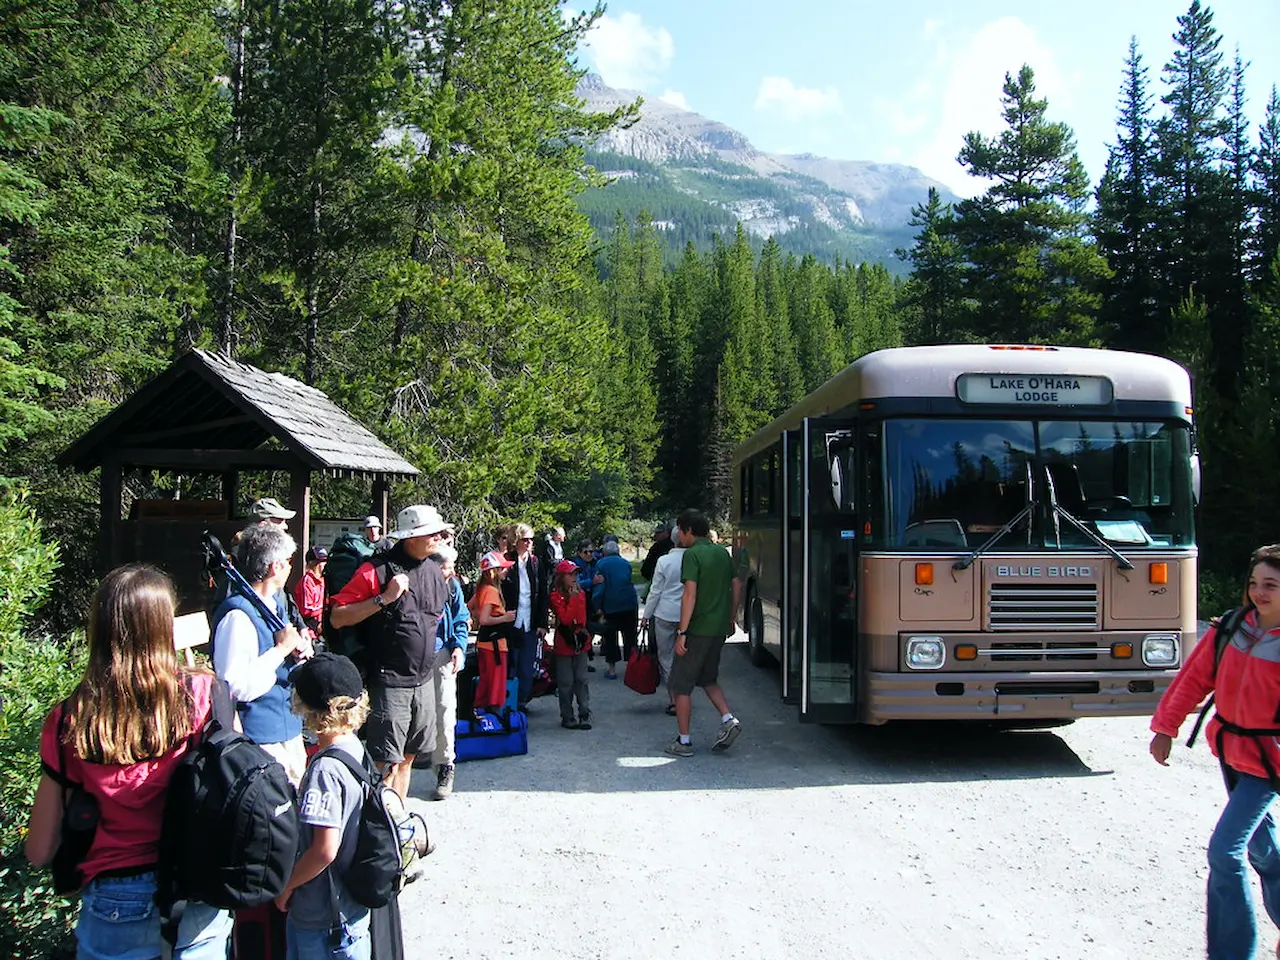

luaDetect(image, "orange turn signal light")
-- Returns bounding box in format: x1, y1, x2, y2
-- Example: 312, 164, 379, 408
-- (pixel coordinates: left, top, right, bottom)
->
1111, 642, 1134, 659
955, 644, 978, 661
915, 563, 934, 585
1149, 563, 1168, 585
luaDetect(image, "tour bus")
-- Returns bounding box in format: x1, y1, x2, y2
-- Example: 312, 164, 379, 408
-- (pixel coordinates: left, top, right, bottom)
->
732, 344, 1197, 723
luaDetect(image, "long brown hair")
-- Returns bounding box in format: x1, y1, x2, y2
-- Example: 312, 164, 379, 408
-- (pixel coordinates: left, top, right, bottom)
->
63, 564, 196, 765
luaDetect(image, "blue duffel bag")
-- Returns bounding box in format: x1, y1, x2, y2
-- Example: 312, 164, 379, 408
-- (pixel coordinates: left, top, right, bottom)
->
454, 708, 528, 762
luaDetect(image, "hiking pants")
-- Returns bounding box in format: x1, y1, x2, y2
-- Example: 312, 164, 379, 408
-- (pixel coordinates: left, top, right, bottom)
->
555, 652, 590, 723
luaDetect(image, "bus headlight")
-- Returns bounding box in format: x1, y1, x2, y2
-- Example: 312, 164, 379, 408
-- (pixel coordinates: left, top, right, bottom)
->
1142, 634, 1179, 667
906, 636, 946, 670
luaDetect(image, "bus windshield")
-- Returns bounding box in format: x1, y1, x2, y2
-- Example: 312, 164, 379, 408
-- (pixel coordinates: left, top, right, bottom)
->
875, 418, 1195, 551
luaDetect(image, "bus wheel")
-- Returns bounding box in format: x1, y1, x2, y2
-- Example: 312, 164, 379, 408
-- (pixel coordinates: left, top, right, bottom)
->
748, 595, 768, 666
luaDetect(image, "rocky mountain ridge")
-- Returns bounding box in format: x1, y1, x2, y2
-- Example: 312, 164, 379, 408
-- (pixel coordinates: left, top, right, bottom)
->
577, 73, 957, 256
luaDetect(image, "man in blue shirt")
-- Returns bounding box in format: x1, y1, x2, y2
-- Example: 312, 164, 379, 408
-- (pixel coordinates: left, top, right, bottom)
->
592, 541, 638, 680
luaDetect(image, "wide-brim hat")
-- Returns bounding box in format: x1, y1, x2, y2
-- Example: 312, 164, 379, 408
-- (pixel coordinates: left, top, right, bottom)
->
388, 504, 454, 541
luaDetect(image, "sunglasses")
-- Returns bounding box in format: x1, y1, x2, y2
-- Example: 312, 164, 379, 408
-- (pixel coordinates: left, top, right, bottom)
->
518, 536, 533, 542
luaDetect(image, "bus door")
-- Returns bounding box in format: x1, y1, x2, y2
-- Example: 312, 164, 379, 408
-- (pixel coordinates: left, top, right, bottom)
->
781, 428, 803, 702
800, 417, 859, 722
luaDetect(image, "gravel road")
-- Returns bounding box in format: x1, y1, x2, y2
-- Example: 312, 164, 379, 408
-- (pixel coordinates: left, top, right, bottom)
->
397, 631, 1260, 960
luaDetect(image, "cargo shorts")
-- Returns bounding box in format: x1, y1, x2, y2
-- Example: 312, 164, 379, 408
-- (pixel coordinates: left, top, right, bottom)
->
365, 680, 432, 765
666, 633, 726, 697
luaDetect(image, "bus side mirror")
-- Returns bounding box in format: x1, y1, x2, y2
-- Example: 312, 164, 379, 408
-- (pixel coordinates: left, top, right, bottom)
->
1190, 452, 1201, 506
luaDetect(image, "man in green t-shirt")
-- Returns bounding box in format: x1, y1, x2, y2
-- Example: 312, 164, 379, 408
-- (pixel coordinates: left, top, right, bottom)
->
665, 508, 743, 757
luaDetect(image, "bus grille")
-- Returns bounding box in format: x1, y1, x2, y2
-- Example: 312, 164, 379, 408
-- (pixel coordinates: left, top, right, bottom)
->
988, 583, 1099, 631
990, 641, 1101, 662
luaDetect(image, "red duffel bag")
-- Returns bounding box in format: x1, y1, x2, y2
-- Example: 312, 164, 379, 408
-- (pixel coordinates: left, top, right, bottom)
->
624, 622, 660, 695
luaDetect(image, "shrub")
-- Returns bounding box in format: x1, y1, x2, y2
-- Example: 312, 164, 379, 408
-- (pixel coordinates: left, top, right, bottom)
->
0, 483, 81, 957
1198, 568, 1244, 622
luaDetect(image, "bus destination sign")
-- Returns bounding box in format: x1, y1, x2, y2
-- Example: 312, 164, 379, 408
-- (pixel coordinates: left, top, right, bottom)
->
957, 373, 1113, 406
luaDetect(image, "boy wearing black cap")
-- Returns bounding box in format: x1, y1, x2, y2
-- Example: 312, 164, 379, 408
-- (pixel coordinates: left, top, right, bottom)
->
275, 653, 372, 958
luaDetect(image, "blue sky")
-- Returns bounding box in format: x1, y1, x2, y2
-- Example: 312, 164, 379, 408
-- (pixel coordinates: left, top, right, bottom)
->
575, 1, 1280, 197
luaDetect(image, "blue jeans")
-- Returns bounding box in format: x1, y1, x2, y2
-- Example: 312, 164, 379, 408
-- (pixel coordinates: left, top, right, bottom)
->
76, 872, 231, 960
286, 913, 370, 960
1207, 772, 1280, 959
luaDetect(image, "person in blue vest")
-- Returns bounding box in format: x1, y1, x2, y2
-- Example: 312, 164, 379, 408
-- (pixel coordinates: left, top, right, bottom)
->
212, 522, 314, 785
419, 542, 469, 800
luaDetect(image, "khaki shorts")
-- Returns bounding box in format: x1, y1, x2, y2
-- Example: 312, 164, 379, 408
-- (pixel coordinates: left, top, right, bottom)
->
667, 633, 726, 697
365, 681, 432, 765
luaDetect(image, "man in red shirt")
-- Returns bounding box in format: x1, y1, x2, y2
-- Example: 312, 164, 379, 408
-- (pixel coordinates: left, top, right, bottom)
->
294, 545, 328, 635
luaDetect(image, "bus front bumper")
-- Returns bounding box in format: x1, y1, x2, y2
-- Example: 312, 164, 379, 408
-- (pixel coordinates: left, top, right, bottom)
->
863, 669, 1175, 722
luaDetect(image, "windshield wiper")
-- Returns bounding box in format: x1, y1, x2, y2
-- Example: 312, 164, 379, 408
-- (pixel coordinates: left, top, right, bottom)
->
1044, 468, 1134, 570
952, 501, 1036, 571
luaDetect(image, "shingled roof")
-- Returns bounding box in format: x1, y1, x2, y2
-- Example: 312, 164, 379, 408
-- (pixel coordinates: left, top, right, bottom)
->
61, 349, 419, 478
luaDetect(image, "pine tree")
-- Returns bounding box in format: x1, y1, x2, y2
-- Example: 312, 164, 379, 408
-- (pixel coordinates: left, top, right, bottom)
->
1094, 39, 1164, 352
1154, 1, 1237, 390
788, 254, 842, 392
235, 0, 398, 383
1254, 86, 1280, 277
951, 65, 1108, 344
0, 105, 63, 453
896, 187, 963, 344
716, 224, 775, 445
757, 238, 804, 411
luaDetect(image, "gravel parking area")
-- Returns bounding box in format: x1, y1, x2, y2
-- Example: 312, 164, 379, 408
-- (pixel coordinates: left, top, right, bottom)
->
398, 629, 1258, 959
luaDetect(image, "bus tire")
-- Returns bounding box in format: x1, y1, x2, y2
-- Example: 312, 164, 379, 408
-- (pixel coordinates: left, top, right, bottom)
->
747, 594, 768, 666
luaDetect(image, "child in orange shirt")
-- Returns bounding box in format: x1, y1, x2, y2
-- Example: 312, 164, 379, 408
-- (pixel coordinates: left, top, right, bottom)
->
549, 560, 591, 730
470, 551, 515, 711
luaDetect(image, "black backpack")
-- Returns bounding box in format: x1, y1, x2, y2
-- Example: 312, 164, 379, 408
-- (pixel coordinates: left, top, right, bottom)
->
156, 681, 300, 913
313, 746, 425, 910
1185, 606, 1251, 748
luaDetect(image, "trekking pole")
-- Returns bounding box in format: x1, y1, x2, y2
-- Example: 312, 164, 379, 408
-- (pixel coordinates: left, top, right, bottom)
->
202, 530, 288, 633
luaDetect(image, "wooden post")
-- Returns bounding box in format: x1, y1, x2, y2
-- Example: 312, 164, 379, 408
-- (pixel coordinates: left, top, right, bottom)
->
220, 470, 239, 516
99, 455, 122, 575
288, 468, 310, 590
371, 477, 389, 531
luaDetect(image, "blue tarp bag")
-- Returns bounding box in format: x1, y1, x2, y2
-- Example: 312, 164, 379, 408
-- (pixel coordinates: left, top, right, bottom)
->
454, 708, 528, 763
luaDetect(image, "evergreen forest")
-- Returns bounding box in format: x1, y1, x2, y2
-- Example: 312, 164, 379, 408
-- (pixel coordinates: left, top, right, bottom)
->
2, 0, 1279, 948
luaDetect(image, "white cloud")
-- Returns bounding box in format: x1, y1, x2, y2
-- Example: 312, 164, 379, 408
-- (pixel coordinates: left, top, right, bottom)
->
659, 89, 690, 110
581, 12, 674, 91
891, 17, 1073, 196
754, 76, 843, 121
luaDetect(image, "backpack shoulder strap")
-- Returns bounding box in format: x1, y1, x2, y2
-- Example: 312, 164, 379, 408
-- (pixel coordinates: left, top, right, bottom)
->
1187, 607, 1254, 748
41, 701, 76, 789
313, 745, 377, 790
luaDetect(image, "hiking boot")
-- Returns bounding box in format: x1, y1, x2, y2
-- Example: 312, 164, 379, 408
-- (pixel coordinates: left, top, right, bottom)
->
562, 718, 580, 729
577, 713, 592, 730
712, 717, 742, 752
664, 737, 694, 758
435, 764, 455, 800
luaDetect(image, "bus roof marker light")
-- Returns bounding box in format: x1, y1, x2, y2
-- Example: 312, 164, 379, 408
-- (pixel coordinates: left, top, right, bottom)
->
1149, 563, 1168, 585
915, 563, 934, 586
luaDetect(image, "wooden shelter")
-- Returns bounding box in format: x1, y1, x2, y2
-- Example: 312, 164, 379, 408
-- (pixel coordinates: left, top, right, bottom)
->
60, 349, 419, 613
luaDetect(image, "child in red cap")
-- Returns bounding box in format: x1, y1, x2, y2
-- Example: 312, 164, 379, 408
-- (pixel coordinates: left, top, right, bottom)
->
549, 559, 592, 729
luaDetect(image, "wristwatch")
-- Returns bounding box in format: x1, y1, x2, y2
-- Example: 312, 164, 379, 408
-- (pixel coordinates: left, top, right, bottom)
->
676, 628, 687, 637
374, 594, 386, 609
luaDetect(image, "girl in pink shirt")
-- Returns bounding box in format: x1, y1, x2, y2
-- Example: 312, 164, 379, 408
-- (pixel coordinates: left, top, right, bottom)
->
25, 563, 233, 959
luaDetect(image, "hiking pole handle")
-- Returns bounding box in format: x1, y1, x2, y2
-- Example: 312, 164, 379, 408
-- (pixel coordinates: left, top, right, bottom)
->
202, 531, 288, 634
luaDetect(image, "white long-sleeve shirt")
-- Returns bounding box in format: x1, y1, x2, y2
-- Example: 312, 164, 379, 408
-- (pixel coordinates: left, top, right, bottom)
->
642, 547, 686, 623
213, 608, 289, 703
